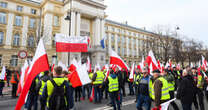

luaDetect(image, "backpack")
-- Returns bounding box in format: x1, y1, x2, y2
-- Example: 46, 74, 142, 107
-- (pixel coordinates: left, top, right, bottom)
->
49, 79, 67, 110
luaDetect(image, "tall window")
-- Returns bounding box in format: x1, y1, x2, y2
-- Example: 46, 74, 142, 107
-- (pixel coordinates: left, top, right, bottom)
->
52, 34, 56, 46
0, 2, 7, 8
118, 47, 120, 55
13, 34, 20, 46
111, 34, 114, 42
0, 32, 4, 45
0, 55, 2, 66
15, 15, 22, 26
0, 12, 6, 24
117, 36, 120, 43
53, 16, 59, 26
27, 36, 34, 47
16, 6, 23, 12
29, 18, 36, 28
11, 55, 18, 67
122, 36, 125, 44
31, 9, 36, 15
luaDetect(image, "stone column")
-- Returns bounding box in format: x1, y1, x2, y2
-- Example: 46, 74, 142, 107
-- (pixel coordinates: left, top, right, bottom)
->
94, 17, 101, 45
108, 33, 111, 54
76, 12, 81, 36
126, 37, 129, 57
136, 38, 139, 57
70, 11, 76, 36
5, 13, 14, 47
100, 18, 105, 40
21, 16, 29, 47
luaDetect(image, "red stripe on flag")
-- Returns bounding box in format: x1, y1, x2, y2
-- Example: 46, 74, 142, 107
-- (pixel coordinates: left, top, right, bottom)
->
110, 57, 128, 70
15, 55, 49, 110
68, 71, 82, 88
56, 42, 88, 52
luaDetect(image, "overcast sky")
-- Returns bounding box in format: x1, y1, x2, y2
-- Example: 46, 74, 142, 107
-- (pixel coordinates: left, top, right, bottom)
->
105, 0, 208, 45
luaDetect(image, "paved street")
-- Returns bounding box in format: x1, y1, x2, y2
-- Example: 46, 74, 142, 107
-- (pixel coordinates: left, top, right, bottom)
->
0, 86, 208, 110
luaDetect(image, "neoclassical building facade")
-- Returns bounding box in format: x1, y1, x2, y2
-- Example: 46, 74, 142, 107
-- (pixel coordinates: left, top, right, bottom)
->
0, 0, 162, 68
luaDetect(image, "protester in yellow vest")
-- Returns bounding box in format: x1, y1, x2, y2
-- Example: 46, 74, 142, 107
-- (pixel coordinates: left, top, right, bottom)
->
41, 66, 74, 110
92, 68, 104, 103
106, 69, 120, 110
161, 69, 179, 110
152, 69, 170, 109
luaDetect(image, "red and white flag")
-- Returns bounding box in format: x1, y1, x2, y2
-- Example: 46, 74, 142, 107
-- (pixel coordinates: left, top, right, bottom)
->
68, 59, 91, 88
55, 33, 88, 52
0, 66, 6, 80
129, 63, 135, 80
51, 63, 55, 72
202, 56, 207, 71
152, 98, 176, 110
110, 49, 129, 70
17, 60, 29, 95
146, 50, 158, 71
157, 60, 162, 72
15, 38, 49, 110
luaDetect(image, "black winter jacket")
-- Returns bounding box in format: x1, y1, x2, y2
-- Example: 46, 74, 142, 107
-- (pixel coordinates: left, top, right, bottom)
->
176, 75, 196, 104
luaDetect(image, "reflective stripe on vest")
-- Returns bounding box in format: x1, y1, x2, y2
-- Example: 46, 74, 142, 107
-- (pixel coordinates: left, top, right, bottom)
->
149, 79, 153, 99
152, 77, 170, 100
93, 71, 104, 85
197, 75, 203, 89
108, 76, 119, 92
39, 80, 46, 95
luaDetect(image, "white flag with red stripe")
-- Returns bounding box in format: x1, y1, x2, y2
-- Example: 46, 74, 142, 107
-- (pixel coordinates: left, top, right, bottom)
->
55, 33, 88, 52
110, 49, 129, 70
202, 56, 207, 71
17, 60, 29, 95
146, 50, 158, 71
129, 63, 135, 80
15, 38, 49, 110
68, 59, 91, 88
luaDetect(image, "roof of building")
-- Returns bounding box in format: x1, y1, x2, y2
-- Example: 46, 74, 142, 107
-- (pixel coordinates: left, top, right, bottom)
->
105, 19, 158, 36
22, 0, 42, 4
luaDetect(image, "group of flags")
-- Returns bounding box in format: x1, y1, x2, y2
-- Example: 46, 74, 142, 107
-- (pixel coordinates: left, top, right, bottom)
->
0, 33, 205, 110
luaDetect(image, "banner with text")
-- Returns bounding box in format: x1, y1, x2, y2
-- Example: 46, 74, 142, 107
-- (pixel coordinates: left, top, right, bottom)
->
55, 33, 88, 52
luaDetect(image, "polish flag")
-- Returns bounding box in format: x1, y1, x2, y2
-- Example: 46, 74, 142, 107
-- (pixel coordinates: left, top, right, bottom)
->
55, 33, 88, 52
146, 50, 158, 71
157, 60, 161, 71
110, 49, 129, 70
68, 59, 91, 88
139, 56, 145, 72
202, 56, 207, 71
87, 56, 91, 72
51, 63, 55, 72
17, 60, 29, 95
104, 69, 110, 81
152, 98, 176, 110
15, 38, 49, 110
129, 63, 135, 80
0, 66, 6, 80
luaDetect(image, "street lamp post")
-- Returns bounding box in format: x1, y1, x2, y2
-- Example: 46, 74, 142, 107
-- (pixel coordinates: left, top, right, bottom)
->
65, 0, 72, 66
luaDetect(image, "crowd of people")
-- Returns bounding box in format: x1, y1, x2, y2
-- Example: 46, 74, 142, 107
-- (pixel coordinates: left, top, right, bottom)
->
0, 65, 208, 110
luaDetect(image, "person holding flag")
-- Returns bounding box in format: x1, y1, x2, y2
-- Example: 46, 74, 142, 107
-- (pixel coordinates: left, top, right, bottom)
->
152, 69, 170, 109
191, 67, 205, 110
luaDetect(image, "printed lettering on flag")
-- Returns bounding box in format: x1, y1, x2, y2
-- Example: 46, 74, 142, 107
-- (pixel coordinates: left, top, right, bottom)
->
55, 33, 88, 52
